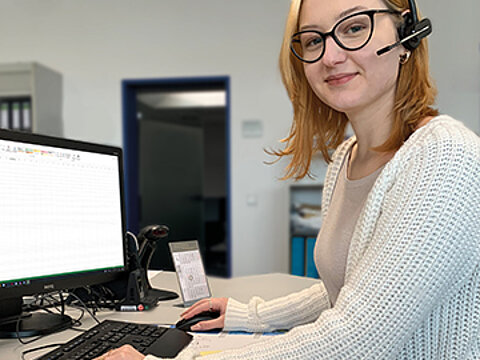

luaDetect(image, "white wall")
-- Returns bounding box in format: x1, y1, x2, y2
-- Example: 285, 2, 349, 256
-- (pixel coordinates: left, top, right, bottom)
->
0, 0, 478, 277
421, 0, 480, 131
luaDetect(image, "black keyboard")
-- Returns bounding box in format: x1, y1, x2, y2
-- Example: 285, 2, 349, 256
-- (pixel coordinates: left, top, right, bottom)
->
36, 320, 193, 360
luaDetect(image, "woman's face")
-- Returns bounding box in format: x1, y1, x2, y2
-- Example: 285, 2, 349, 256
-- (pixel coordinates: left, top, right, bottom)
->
299, 0, 404, 116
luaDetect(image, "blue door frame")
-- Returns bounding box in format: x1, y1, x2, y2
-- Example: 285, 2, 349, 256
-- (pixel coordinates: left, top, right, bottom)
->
121, 76, 231, 276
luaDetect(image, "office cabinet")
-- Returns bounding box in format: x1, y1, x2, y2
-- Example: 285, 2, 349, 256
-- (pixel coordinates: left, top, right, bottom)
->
290, 184, 323, 278
0, 62, 62, 136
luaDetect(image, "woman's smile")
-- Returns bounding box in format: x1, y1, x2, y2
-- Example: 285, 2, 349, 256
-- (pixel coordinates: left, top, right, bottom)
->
325, 72, 359, 86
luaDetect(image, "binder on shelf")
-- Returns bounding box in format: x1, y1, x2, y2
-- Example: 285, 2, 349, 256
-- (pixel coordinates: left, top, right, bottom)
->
305, 237, 319, 278
11, 102, 21, 130
21, 101, 31, 131
291, 236, 305, 276
0, 102, 8, 129
0, 97, 33, 132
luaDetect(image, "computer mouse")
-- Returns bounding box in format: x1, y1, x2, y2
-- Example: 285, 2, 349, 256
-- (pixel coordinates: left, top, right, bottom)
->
175, 311, 221, 332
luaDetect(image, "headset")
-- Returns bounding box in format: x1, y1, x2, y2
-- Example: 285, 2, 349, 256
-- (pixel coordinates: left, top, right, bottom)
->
376, 0, 432, 56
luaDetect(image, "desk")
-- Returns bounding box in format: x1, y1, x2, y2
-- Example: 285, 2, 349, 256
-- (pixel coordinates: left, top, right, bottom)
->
0, 272, 317, 359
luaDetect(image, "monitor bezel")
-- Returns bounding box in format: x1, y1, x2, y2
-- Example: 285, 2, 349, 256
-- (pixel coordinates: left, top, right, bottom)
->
0, 129, 128, 301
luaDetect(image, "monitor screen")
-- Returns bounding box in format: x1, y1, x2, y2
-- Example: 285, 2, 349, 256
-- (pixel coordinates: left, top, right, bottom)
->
0, 129, 127, 337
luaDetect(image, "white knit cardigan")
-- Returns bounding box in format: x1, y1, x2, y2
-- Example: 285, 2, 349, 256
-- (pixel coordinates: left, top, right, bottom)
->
149, 115, 480, 360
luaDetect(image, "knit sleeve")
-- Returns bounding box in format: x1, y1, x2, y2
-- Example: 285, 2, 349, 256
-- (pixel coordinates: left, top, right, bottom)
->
162, 121, 480, 360
143, 283, 330, 360
223, 282, 330, 332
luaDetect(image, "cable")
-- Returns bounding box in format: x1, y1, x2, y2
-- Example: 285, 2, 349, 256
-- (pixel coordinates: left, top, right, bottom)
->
68, 285, 120, 311
15, 292, 73, 345
21, 343, 65, 360
15, 316, 41, 345
20, 290, 102, 358
126, 231, 140, 252
66, 291, 101, 325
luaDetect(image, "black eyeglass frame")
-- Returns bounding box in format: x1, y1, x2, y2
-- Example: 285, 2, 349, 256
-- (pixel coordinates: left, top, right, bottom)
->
290, 9, 399, 63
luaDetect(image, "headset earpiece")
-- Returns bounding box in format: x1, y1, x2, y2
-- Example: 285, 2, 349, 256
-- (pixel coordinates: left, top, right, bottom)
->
398, 11, 421, 51
376, 0, 432, 56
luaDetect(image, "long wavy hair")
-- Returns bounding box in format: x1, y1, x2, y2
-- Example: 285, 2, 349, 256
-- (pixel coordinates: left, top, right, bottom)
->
273, 0, 439, 180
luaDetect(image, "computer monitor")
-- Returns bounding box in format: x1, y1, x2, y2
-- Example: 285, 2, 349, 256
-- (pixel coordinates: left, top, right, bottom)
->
0, 129, 127, 338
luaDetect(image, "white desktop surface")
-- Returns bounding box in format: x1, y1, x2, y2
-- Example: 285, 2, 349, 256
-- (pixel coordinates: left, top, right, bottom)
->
0, 271, 318, 359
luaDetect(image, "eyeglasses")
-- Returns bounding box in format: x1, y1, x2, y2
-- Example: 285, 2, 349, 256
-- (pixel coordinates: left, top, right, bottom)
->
290, 9, 398, 63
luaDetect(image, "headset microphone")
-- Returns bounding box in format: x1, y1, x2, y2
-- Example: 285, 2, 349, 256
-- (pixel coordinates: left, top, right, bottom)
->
377, 18, 432, 56
377, 0, 432, 57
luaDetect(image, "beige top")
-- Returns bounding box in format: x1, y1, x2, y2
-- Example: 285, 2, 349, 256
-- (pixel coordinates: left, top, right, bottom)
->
314, 146, 384, 305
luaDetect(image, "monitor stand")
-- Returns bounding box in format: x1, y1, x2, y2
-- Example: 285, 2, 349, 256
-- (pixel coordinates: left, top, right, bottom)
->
0, 297, 73, 339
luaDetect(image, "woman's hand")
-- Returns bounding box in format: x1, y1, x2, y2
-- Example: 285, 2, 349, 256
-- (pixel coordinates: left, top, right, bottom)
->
93, 345, 145, 360
180, 297, 228, 331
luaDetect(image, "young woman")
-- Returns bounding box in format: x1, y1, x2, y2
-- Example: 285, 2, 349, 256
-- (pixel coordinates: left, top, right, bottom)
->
98, 0, 480, 358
